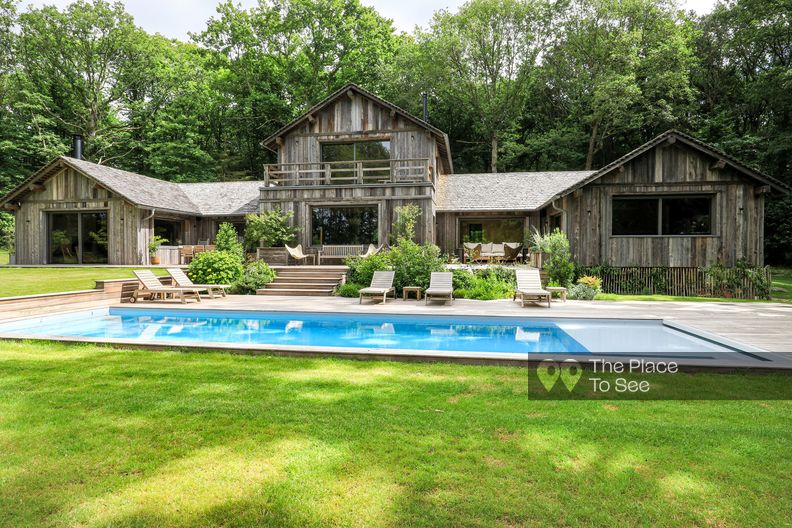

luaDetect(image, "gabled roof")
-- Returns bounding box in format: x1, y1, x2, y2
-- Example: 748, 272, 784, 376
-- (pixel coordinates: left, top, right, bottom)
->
437, 171, 595, 212
263, 83, 454, 174
0, 156, 264, 217
559, 129, 791, 197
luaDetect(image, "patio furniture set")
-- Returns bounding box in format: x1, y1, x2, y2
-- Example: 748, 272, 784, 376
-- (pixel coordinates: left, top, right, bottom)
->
463, 242, 523, 264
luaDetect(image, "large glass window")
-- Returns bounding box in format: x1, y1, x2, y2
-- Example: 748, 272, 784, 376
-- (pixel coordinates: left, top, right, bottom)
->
662, 197, 712, 235
311, 206, 378, 245
321, 141, 391, 162
49, 212, 108, 264
321, 141, 391, 181
154, 219, 182, 245
612, 196, 712, 236
460, 218, 523, 244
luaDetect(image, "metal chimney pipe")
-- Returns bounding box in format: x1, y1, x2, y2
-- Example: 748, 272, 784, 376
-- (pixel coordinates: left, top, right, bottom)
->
71, 135, 83, 160
421, 93, 428, 122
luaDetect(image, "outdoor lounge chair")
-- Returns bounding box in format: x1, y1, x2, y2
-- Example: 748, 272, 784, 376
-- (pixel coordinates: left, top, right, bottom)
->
513, 268, 551, 308
425, 272, 454, 305
463, 242, 481, 263
285, 244, 316, 265
361, 244, 382, 258
167, 268, 229, 299
130, 270, 204, 303
359, 270, 396, 304
503, 242, 523, 263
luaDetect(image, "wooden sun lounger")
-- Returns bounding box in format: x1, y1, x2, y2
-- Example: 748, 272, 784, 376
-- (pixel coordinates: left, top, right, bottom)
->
167, 268, 229, 299
359, 270, 396, 304
514, 268, 551, 308
130, 270, 204, 303
425, 272, 454, 305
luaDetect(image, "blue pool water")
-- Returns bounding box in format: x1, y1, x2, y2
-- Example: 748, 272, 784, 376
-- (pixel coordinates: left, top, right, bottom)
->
0, 307, 740, 354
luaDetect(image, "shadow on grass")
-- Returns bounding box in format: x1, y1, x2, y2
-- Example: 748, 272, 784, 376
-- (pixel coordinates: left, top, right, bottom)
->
0, 342, 790, 527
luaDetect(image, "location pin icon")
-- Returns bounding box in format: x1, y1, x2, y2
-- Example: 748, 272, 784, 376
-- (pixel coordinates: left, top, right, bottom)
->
560, 359, 582, 392
536, 360, 560, 391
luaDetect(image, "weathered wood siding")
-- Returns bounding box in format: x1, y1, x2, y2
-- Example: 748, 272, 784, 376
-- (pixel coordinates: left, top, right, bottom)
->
260, 184, 434, 248
13, 167, 145, 264
278, 91, 443, 179
562, 142, 766, 267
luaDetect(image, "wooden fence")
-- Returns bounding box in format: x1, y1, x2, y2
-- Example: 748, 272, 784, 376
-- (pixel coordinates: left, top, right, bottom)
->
577, 266, 772, 299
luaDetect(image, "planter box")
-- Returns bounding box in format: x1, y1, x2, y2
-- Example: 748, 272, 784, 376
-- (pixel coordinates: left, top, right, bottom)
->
256, 247, 288, 265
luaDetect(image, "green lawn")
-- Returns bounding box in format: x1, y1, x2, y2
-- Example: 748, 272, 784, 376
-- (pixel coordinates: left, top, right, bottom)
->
0, 267, 167, 298
0, 341, 789, 527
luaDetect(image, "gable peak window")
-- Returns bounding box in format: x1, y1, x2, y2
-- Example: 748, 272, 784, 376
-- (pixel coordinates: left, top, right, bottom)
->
612, 195, 713, 236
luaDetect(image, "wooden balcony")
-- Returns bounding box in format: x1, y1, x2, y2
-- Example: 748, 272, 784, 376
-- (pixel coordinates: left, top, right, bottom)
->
263, 158, 432, 187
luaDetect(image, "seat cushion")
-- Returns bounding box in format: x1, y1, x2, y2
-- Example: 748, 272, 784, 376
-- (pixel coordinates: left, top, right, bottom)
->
480, 243, 493, 253
491, 243, 504, 255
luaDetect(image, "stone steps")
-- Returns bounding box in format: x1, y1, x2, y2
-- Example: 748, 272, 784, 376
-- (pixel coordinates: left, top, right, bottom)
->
257, 265, 347, 297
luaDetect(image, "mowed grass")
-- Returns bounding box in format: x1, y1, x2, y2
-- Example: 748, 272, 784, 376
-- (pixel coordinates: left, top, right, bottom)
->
0, 267, 167, 298
0, 341, 790, 527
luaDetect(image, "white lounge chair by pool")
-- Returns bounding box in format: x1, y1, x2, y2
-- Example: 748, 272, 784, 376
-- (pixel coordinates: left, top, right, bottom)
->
359, 271, 396, 304
167, 268, 229, 298
514, 268, 551, 308
425, 272, 454, 305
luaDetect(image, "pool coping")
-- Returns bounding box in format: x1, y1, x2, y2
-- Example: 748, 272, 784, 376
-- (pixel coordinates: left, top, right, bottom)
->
1, 305, 790, 371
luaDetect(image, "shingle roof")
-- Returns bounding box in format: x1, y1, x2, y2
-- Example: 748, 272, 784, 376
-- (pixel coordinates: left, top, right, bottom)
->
62, 157, 199, 214
0, 156, 265, 216
179, 181, 263, 216
436, 171, 596, 212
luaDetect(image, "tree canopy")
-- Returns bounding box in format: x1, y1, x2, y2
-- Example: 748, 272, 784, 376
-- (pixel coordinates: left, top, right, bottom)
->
0, 0, 790, 259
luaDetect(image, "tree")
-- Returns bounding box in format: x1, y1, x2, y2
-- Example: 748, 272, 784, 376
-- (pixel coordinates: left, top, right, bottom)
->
420, 0, 548, 173
15, 0, 151, 162
526, 0, 697, 169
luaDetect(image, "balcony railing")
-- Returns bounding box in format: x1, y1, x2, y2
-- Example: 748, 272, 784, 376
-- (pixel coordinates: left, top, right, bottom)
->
263, 158, 432, 187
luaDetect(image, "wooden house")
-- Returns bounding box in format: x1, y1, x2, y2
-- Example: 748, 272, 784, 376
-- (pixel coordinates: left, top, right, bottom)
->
1, 83, 788, 267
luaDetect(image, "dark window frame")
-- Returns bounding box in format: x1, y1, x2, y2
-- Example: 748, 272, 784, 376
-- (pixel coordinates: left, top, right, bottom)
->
320, 139, 392, 162
610, 194, 716, 237
310, 203, 380, 247
47, 209, 109, 265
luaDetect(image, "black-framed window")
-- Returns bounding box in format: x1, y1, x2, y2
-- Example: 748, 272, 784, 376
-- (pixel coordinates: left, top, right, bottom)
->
48, 211, 108, 264
311, 205, 378, 245
154, 219, 182, 245
611, 195, 713, 236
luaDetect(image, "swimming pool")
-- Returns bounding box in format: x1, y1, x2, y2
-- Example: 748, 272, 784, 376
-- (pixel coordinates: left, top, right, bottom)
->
0, 307, 752, 358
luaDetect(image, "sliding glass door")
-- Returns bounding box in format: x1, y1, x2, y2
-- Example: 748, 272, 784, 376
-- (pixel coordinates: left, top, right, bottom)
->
49, 212, 108, 264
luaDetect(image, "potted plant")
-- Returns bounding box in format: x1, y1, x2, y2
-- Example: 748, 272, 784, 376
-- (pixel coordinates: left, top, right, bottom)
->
148, 235, 168, 265
243, 208, 300, 265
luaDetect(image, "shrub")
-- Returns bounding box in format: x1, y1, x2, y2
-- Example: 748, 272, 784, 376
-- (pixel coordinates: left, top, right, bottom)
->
345, 240, 445, 293
568, 283, 597, 300
532, 229, 575, 287
0, 212, 13, 252
452, 268, 474, 291
388, 239, 446, 292
232, 260, 276, 294
336, 283, 362, 298
577, 275, 602, 292
452, 267, 516, 300
215, 223, 244, 261
188, 251, 244, 285
345, 251, 391, 286
244, 208, 300, 250
391, 204, 421, 242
